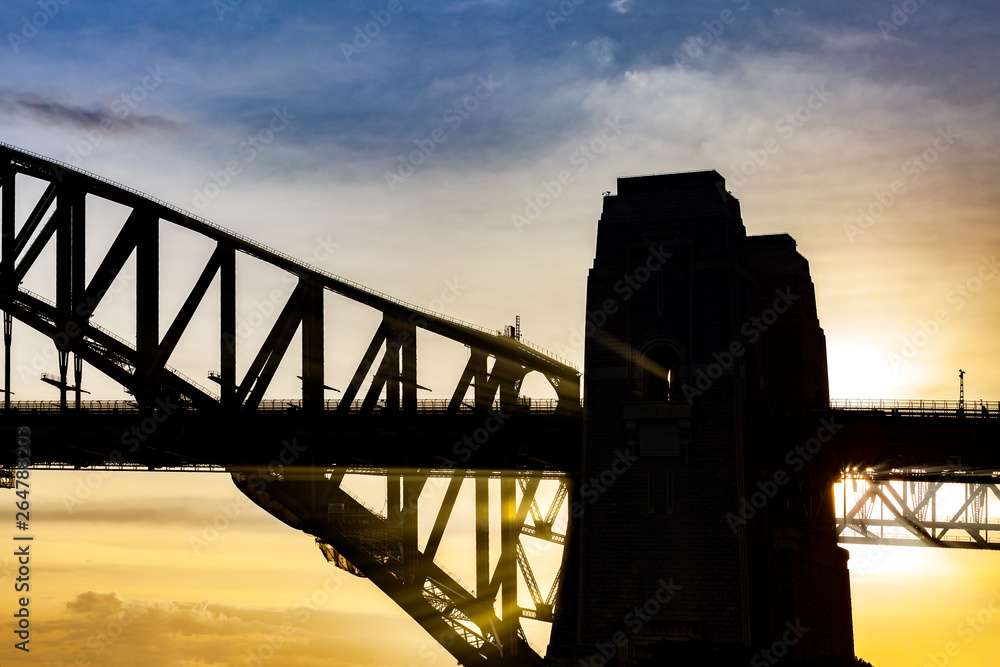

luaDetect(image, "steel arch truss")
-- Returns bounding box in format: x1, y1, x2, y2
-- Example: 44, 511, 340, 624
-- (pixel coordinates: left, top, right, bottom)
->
233, 468, 569, 666
0, 144, 580, 415
837, 472, 1000, 549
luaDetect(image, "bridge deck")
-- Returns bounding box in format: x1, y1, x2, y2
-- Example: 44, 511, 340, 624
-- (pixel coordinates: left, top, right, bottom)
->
2, 397, 993, 416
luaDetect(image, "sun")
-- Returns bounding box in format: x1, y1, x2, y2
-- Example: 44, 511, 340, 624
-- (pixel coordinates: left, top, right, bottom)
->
826, 343, 909, 400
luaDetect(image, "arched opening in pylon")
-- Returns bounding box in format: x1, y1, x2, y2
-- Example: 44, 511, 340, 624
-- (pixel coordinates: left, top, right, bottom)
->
640, 343, 682, 402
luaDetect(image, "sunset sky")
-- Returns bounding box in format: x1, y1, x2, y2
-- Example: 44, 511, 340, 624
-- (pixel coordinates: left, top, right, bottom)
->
2, 1, 1000, 665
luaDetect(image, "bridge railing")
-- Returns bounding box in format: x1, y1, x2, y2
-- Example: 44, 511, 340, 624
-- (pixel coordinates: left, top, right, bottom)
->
0, 397, 567, 414
2, 400, 141, 413
255, 397, 563, 414
831, 398, 1000, 418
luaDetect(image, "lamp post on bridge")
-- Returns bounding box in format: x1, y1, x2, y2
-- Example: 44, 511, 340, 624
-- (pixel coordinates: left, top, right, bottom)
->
959, 369, 966, 417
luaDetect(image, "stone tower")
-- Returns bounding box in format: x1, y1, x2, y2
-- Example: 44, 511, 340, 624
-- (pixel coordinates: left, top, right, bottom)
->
548, 172, 853, 665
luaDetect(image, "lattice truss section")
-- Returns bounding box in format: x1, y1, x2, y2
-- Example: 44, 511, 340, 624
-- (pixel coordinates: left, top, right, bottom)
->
0, 143, 579, 415
837, 471, 1000, 549
234, 468, 568, 666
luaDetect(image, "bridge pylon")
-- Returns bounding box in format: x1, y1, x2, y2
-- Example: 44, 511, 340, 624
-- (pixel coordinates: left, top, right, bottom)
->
548, 172, 854, 664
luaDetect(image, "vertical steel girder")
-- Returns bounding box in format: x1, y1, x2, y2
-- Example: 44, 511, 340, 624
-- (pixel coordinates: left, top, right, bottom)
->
2, 312, 10, 411
838, 474, 1000, 549
500, 474, 520, 652
0, 165, 11, 409
476, 475, 490, 597
220, 244, 236, 409
301, 279, 324, 413
135, 210, 158, 399
1, 164, 18, 282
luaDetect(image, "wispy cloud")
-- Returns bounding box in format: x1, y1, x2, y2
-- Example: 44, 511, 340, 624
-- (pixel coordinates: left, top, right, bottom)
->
609, 0, 630, 14
588, 36, 618, 67
0, 89, 179, 133
7, 590, 454, 667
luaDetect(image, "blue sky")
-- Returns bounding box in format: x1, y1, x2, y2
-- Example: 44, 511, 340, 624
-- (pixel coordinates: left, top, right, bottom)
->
6, 0, 996, 173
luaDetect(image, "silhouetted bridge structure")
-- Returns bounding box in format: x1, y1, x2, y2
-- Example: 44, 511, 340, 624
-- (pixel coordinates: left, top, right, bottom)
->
2, 144, 999, 665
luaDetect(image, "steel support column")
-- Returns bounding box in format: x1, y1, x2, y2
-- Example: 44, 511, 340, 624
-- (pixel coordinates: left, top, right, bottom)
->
220, 244, 236, 410
55, 184, 85, 410
3, 312, 10, 411
472, 350, 491, 410
301, 279, 324, 414
135, 211, 159, 402
402, 475, 423, 585
476, 475, 490, 596
384, 319, 401, 413
500, 474, 518, 656
58, 350, 68, 410
74, 354, 82, 409
0, 162, 14, 283
401, 321, 417, 415
1, 164, 12, 410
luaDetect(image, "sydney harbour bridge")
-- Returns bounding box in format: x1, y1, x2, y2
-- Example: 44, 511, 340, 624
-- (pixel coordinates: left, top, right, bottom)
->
2, 142, 999, 665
